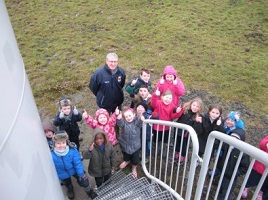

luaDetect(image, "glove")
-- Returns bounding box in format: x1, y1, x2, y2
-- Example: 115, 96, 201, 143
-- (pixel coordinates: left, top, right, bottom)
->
130, 93, 135, 98
79, 174, 89, 182
59, 111, 65, 119
73, 106, 79, 115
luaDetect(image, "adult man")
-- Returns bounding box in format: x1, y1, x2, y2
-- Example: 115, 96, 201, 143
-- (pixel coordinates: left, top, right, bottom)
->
89, 53, 126, 114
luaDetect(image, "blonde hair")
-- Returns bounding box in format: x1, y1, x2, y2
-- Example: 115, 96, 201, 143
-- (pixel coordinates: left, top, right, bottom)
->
161, 90, 173, 97
183, 97, 204, 115
121, 106, 135, 118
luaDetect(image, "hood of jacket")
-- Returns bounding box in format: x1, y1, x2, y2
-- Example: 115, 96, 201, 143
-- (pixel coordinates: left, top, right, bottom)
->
42, 120, 57, 133
95, 108, 110, 122
162, 65, 177, 78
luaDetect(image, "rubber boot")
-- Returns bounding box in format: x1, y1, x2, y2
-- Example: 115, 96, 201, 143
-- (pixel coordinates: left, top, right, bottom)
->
67, 187, 75, 199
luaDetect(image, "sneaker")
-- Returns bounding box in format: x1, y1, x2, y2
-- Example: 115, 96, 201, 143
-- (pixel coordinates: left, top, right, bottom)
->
256, 191, 263, 200
241, 188, 248, 198
67, 188, 75, 199
87, 189, 98, 199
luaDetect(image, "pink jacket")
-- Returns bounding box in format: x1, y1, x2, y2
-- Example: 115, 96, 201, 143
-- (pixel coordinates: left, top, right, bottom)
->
151, 93, 183, 131
155, 66, 185, 107
85, 108, 117, 145
253, 135, 268, 175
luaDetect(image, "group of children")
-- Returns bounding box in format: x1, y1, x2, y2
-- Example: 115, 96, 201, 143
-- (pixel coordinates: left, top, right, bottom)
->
42, 66, 267, 200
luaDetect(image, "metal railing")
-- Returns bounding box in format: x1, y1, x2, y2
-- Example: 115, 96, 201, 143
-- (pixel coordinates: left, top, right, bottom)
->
141, 120, 268, 200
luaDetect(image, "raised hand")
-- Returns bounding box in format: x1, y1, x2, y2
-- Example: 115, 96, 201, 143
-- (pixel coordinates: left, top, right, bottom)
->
73, 106, 79, 115
82, 109, 88, 119
173, 79, 178, 85
160, 76, 164, 84
155, 87, 161, 96
131, 78, 138, 86
89, 143, 94, 151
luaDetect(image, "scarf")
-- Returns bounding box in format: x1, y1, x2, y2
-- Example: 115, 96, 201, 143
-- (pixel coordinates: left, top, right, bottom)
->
99, 144, 105, 152
53, 146, 69, 157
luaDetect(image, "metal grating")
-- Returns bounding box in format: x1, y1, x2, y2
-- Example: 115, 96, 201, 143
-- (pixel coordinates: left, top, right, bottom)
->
127, 182, 163, 200
147, 190, 175, 200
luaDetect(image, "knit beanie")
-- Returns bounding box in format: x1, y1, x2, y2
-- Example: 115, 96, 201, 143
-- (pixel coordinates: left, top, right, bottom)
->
136, 101, 148, 111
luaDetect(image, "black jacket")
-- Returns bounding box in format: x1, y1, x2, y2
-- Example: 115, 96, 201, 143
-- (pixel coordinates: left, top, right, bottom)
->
89, 64, 126, 113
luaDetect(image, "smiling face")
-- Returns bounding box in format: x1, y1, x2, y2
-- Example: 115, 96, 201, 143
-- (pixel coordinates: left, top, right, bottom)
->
162, 94, 173, 105
209, 108, 221, 121
140, 71, 150, 83
98, 114, 108, 125
190, 101, 201, 113
61, 105, 71, 115
123, 110, 135, 123
54, 140, 67, 151
45, 130, 54, 139
106, 56, 118, 71
165, 74, 175, 83
225, 118, 235, 128
95, 133, 105, 146
136, 105, 146, 115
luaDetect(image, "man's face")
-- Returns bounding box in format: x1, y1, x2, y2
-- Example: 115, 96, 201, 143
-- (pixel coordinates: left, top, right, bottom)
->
106, 56, 118, 71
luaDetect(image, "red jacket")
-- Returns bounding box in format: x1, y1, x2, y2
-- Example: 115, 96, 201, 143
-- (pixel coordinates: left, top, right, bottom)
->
253, 135, 268, 175
154, 66, 185, 107
151, 93, 183, 131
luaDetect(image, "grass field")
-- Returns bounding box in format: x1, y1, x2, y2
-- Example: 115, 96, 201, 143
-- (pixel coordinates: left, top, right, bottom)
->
6, 0, 268, 119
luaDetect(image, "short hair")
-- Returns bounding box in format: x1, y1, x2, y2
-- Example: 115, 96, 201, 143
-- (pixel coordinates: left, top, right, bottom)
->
139, 85, 149, 90
140, 68, 150, 75
208, 104, 223, 115
106, 53, 118, 60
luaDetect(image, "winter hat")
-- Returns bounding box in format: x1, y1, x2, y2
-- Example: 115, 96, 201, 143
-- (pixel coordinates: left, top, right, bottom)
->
95, 108, 110, 120
53, 131, 68, 145
230, 128, 246, 141
42, 120, 57, 133
59, 97, 72, 109
227, 111, 239, 122
136, 101, 148, 111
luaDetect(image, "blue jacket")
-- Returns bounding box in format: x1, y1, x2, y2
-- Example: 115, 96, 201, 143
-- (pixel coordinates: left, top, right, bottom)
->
51, 147, 84, 180
89, 64, 126, 113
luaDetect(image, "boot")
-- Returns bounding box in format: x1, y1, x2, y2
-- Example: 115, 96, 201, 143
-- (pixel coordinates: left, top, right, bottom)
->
87, 189, 98, 199
67, 188, 75, 199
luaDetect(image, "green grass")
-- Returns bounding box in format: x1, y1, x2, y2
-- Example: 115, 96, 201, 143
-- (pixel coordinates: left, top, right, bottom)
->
6, 0, 268, 116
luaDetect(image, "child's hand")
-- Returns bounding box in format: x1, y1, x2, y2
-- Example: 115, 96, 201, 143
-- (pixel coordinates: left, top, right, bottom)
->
117, 113, 122, 120
111, 167, 115, 175
59, 111, 65, 119
196, 115, 202, 123
89, 143, 94, 152
266, 143, 268, 149
176, 106, 182, 113
160, 76, 164, 84
155, 88, 161, 96
82, 109, 88, 119
73, 106, 79, 115
140, 115, 145, 121
216, 117, 222, 126
173, 79, 178, 85
234, 113, 240, 121
131, 78, 138, 86
115, 107, 120, 116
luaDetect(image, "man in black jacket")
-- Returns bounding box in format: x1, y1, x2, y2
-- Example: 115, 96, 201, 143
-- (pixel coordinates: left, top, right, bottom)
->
89, 53, 126, 114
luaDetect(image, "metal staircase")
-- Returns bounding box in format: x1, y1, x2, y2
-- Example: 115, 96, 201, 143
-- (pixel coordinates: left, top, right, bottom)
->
94, 170, 175, 200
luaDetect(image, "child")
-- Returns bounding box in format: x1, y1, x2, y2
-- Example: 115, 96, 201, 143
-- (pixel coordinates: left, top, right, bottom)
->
53, 97, 82, 151
224, 111, 245, 135
130, 85, 152, 110
151, 88, 184, 158
175, 97, 204, 163
82, 108, 117, 146
51, 131, 97, 199
216, 129, 249, 200
154, 65, 185, 107
195, 104, 225, 157
125, 68, 153, 95
116, 107, 144, 178
242, 135, 268, 200
83, 128, 117, 188
42, 119, 57, 150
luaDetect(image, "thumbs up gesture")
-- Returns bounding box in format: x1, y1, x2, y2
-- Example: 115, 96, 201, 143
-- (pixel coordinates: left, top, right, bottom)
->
173, 79, 178, 85
155, 88, 161, 96
160, 76, 164, 84
131, 78, 138, 86
82, 109, 88, 119
115, 107, 120, 116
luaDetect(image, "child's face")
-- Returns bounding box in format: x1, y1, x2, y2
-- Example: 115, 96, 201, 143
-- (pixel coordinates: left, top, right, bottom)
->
54, 140, 67, 151
138, 88, 150, 99
123, 110, 135, 123
191, 101, 201, 113
45, 130, 54, 139
61, 106, 71, 115
140, 71, 150, 83
162, 94, 173, 105
165, 74, 175, 83
136, 105, 146, 115
98, 114, 108, 125
225, 118, 235, 127
209, 108, 221, 121
95, 134, 105, 146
